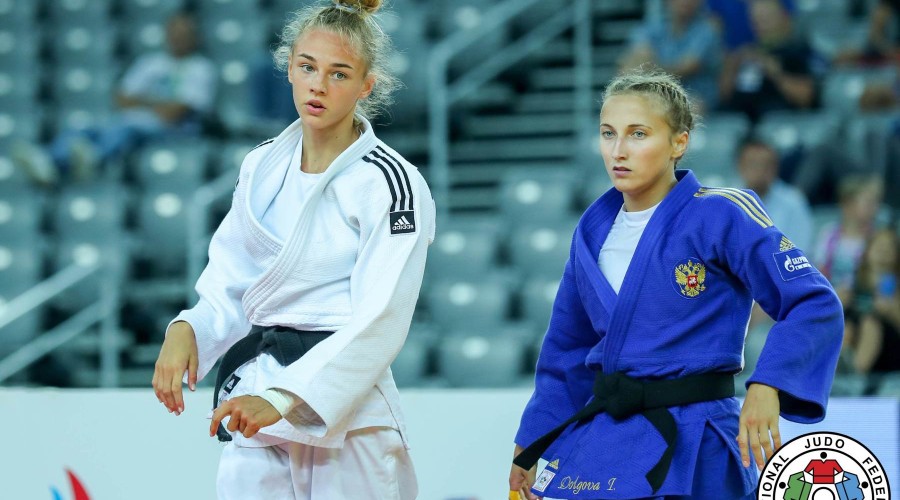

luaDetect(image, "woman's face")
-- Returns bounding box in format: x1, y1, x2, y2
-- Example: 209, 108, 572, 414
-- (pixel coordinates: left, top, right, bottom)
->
599, 93, 687, 211
288, 29, 374, 134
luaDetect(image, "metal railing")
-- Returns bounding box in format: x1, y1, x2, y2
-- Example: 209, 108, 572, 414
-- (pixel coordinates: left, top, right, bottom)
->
427, 0, 594, 220
0, 262, 121, 386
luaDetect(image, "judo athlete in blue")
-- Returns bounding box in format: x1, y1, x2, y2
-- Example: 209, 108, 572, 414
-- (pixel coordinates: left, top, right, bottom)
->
508, 69, 843, 500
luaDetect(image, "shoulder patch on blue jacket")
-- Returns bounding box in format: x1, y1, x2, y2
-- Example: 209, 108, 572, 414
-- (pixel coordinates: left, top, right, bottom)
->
694, 187, 773, 228
773, 248, 816, 281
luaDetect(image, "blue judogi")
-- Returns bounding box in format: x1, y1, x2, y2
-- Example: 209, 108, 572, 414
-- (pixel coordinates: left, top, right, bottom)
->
515, 170, 843, 499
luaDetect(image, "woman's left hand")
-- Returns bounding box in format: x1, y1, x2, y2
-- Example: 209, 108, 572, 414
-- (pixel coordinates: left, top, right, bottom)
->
209, 395, 283, 439
738, 383, 782, 470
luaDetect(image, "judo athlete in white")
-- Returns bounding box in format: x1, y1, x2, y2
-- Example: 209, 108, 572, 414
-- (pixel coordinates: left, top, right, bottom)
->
152, 1, 433, 498
508, 69, 843, 500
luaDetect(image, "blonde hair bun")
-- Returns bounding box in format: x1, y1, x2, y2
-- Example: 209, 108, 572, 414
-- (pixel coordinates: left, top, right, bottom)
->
334, 0, 383, 15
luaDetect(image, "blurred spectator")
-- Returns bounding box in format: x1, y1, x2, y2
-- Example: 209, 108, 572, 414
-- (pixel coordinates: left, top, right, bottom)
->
842, 227, 900, 374
13, 12, 216, 185
719, 0, 824, 123
706, 0, 796, 53
620, 0, 722, 110
836, 0, 900, 65
813, 175, 884, 306
737, 136, 813, 250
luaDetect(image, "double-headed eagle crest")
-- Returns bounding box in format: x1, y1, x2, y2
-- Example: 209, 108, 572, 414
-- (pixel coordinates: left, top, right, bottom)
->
675, 259, 706, 297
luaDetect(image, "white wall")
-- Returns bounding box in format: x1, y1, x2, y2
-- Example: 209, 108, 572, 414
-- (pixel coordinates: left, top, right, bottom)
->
0, 389, 896, 499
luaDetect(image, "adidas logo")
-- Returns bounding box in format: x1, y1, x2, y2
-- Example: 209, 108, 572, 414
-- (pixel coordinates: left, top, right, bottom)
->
393, 215, 414, 230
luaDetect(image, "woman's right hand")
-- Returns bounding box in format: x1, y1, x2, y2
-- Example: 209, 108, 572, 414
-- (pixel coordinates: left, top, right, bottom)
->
152, 321, 199, 416
509, 444, 541, 500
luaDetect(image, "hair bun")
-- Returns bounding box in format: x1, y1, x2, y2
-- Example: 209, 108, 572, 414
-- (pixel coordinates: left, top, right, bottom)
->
334, 0, 382, 15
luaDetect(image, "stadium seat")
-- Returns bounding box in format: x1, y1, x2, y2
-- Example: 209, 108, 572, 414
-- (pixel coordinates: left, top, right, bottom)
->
426, 275, 513, 331
119, 0, 185, 23
499, 169, 578, 224
678, 113, 750, 186
201, 17, 267, 63
0, 27, 39, 70
53, 182, 130, 240
135, 140, 211, 190
830, 373, 868, 396
0, 191, 41, 240
508, 219, 578, 279
120, 18, 169, 59
437, 334, 526, 387
520, 275, 560, 331
0, 103, 44, 143
136, 189, 193, 275
47, 0, 112, 26
0, 243, 43, 352
0, 0, 37, 28
52, 25, 117, 66
0, 150, 32, 194
822, 67, 897, 116
391, 333, 431, 387
51, 239, 129, 312
755, 111, 841, 156
875, 373, 900, 397
426, 215, 502, 280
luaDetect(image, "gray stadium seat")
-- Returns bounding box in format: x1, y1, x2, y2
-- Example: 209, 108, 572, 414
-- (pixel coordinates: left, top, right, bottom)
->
201, 17, 267, 62
136, 189, 192, 274
755, 111, 841, 156
0, 103, 44, 143
135, 140, 211, 190
508, 219, 578, 279
52, 25, 118, 66
51, 240, 129, 313
807, 18, 868, 60
120, 18, 169, 59
823, 66, 898, 115
0, 243, 42, 353
0, 191, 41, 240
119, 0, 185, 23
47, 0, 112, 26
0, 150, 32, 194
875, 373, 900, 397
437, 334, 526, 387
426, 276, 513, 331
830, 373, 868, 396
0, 68, 40, 107
215, 140, 258, 177
426, 216, 502, 280
391, 333, 430, 388
520, 276, 560, 331
196, 0, 261, 20
53, 183, 130, 240
215, 56, 257, 136
499, 169, 578, 224
0, 28, 40, 69
0, 0, 37, 28
678, 113, 750, 186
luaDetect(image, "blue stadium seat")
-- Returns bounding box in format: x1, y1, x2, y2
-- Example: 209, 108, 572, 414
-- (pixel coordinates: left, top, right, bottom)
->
201, 17, 267, 62
391, 333, 431, 387
135, 140, 211, 190
437, 334, 526, 387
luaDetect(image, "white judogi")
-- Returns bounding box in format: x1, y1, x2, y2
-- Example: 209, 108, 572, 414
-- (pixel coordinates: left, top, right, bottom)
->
170, 116, 434, 499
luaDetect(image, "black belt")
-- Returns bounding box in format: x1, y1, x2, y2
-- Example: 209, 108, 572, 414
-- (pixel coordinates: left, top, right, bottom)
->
513, 371, 734, 494
212, 325, 333, 442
